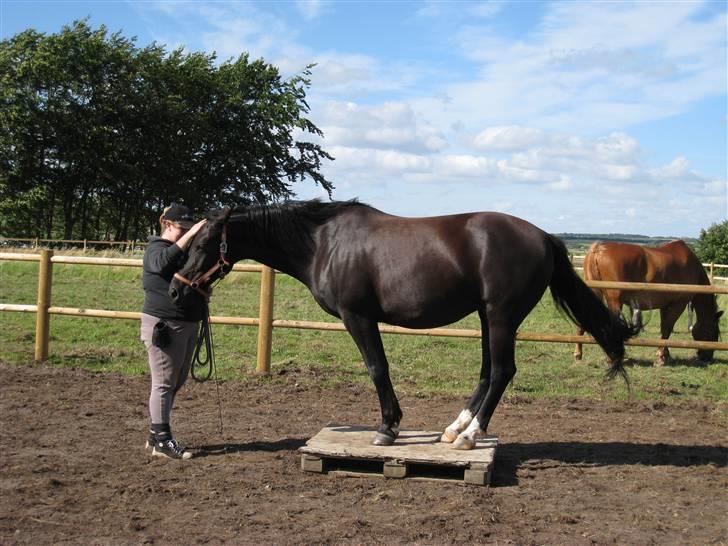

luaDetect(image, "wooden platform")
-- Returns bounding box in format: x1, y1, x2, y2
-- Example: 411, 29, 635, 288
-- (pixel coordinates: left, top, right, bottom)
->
299, 425, 498, 485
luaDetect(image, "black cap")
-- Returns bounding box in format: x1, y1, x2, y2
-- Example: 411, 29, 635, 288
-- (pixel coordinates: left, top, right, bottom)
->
163, 203, 194, 229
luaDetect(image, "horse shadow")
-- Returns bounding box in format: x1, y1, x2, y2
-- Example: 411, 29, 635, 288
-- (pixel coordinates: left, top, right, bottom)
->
492, 441, 727, 487
625, 356, 721, 368
194, 437, 307, 458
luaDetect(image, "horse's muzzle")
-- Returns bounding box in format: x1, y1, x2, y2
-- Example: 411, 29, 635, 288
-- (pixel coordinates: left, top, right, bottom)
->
697, 349, 714, 363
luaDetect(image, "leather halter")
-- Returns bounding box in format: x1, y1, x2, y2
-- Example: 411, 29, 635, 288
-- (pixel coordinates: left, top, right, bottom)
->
174, 224, 231, 299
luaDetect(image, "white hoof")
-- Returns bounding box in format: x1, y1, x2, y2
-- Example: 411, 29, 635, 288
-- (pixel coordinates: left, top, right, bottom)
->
452, 435, 476, 450
440, 428, 458, 443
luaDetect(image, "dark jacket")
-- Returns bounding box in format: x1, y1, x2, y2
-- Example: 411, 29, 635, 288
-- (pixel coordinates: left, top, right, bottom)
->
142, 236, 205, 321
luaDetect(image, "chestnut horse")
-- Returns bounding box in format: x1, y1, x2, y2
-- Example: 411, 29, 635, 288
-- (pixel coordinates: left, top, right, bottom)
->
574, 240, 721, 365
171, 201, 637, 449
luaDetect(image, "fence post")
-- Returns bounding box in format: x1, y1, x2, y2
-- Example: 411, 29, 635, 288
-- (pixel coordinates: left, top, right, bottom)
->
710, 262, 714, 283
34, 249, 54, 362
256, 266, 276, 374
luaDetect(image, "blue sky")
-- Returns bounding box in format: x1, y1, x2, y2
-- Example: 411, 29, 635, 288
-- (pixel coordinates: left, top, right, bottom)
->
2, 0, 726, 237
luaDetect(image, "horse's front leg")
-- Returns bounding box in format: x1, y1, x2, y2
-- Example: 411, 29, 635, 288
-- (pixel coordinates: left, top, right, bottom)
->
342, 312, 402, 446
442, 316, 490, 443
656, 303, 684, 366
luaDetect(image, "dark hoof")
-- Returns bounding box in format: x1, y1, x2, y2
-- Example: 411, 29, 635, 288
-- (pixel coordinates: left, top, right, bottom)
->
372, 432, 396, 446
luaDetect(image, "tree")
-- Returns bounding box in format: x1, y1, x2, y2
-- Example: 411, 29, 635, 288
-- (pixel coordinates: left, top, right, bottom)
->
0, 20, 333, 240
695, 220, 728, 264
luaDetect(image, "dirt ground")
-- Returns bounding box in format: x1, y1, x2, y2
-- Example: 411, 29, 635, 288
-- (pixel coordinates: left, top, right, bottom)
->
1, 362, 726, 546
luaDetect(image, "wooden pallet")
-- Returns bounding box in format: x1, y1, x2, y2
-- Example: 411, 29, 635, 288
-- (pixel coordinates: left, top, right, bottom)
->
299, 425, 498, 485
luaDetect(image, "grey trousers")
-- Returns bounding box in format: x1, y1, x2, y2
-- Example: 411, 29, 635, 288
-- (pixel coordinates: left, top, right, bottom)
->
140, 313, 199, 426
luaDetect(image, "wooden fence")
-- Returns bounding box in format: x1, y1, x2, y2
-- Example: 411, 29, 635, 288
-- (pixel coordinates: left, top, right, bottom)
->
570, 255, 728, 282
0, 237, 146, 252
3, 239, 727, 281
1, 251, 727, 373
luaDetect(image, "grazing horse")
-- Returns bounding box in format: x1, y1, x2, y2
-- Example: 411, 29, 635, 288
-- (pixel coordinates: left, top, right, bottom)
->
171, 200, 637, 449
574, 241, 721, 365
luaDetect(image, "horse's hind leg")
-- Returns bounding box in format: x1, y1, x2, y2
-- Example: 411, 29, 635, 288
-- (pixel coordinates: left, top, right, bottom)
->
630, 306, 642, 331
341, 312, 402, 446
442, 314, 490, 443
454, 320, 516, 450
574, 325, 585, 360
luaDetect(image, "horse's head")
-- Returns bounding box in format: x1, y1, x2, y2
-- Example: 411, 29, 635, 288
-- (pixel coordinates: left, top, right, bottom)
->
169, 207, 234, 307
691, 297, 722, 362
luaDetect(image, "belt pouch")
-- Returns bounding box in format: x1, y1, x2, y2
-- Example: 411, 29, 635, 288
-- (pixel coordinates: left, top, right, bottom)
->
152, 320, 171, 349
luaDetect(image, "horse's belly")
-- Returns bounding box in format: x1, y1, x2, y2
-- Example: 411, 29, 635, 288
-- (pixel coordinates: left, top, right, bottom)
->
379, 296, 476, 329
622, 291, 689, 310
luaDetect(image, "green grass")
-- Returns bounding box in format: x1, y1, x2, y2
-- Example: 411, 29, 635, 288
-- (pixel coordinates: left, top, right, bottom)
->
1, 253, 726, 407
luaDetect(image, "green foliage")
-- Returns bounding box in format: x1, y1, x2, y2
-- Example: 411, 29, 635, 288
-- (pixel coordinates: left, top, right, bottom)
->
0, 20, 333, 241
695, 220, 728, 264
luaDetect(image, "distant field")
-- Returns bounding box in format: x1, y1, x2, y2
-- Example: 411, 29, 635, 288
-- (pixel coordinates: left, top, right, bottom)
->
557, 233, 700, 254
0, 252, 726, 406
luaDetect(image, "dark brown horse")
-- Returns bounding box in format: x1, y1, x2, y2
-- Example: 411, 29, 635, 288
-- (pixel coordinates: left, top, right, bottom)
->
574, 240, 721, 365
171, 200, 637, 449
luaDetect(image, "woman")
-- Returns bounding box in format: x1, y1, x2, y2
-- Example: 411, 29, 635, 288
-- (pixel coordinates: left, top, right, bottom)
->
140, 203, 207, 460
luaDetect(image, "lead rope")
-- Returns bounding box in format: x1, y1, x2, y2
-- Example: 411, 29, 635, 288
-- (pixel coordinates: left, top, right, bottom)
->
191, 301, 224, 434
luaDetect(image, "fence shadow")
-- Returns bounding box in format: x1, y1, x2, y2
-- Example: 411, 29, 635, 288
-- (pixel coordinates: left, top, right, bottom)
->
492, 441, 728, 487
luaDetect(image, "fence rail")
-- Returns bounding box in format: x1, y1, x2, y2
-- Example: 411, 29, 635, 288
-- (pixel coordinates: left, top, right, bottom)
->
1, 237, 147, 251
1, 251, 726, 371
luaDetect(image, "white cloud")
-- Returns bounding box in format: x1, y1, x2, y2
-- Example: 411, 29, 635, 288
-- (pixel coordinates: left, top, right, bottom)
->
296, 0, 323, 20
467, 1, 507, 19
473, 126, 546, 151
651, 157, 691, 179
319, 101, 447, 153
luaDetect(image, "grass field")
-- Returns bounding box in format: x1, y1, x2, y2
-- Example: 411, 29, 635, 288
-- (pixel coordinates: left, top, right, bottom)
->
1, 251, 726, 406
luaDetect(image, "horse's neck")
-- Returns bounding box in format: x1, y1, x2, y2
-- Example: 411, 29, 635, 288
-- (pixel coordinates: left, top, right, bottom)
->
693, 293, 717, 317
232, 218, 316, 284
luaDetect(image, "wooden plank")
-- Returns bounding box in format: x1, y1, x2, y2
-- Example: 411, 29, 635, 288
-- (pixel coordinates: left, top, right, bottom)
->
299, 425, 498, 485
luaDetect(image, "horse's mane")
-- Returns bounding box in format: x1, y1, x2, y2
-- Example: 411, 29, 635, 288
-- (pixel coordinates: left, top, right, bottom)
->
229, 199, 371, 251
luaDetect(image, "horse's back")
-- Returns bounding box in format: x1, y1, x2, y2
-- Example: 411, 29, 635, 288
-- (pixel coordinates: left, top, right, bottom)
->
312, 208, 552, 328
583, 242, 648, 283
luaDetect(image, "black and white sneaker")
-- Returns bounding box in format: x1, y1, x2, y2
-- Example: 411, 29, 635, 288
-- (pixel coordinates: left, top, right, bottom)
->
145, 433, 155, 451
152, 438, 193, 460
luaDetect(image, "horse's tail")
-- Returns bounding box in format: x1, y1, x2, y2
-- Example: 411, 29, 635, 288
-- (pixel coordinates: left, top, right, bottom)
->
547, 235, 640, 383
582, 242, 602, 283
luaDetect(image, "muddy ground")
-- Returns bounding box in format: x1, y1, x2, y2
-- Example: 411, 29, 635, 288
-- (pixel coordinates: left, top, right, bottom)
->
0, 362, 726, 545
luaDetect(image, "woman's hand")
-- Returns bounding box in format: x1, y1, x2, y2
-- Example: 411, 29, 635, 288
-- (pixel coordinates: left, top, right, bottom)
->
187, 219, 208, 238
175, 219, 208, 251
